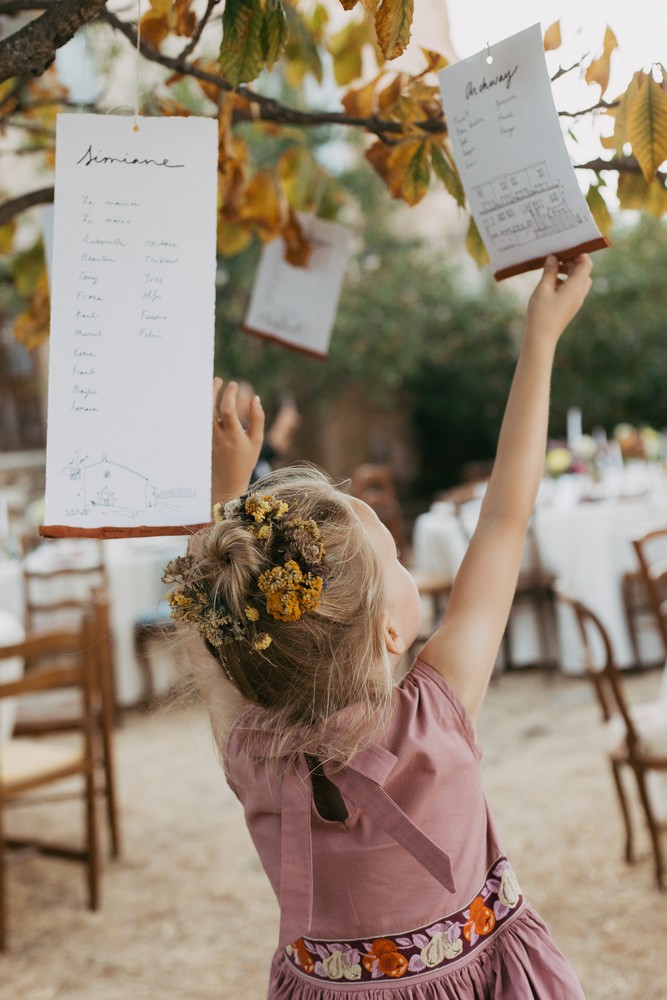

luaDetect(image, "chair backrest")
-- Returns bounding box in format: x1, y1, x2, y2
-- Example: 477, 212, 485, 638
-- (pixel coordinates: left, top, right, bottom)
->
631, 524, 667, 657
555, 589, 641, 753
23, 541, 108, 633
0, 611, 26, 742
349, 464, 405, 553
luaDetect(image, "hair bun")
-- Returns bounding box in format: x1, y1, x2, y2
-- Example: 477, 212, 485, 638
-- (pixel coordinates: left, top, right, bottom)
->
196, 520, 266, 619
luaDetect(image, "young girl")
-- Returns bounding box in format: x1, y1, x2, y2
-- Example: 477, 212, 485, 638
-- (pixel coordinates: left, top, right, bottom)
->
164, 254, 592, 998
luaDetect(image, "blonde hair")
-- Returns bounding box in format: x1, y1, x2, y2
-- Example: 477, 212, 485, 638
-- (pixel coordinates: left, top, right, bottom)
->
185, 465, 393, 766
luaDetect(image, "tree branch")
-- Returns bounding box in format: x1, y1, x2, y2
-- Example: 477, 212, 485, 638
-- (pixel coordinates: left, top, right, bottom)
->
0, 185, 53, 225
177, 0, 222, 62
574, 156, 667, 185
0, 0, 108, 82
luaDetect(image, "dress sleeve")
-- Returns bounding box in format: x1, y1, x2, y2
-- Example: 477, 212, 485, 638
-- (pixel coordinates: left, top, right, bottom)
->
394, 658, 484, 760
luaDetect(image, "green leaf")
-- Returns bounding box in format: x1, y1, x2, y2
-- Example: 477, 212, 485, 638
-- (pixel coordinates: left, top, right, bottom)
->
586, 184, 612, 239
430, 142, 465, 207
465, 216, 489, 269
283, 3, 323, 86
375, 0, 414, 60
219, 0, 266, 87
261, 0, 288, 70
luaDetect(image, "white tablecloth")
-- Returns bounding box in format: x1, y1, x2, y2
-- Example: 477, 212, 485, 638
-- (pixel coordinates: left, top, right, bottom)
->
413, 488, 667, 673
0, 538, 187, 706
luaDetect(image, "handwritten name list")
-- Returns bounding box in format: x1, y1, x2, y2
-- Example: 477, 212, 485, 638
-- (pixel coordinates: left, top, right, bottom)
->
44, 114, 218, 534
438, 25, 607, 280
243, 213, 353, 358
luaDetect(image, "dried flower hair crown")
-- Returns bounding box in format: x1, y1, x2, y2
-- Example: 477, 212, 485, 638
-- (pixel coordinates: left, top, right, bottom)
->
162, 492, 327, 651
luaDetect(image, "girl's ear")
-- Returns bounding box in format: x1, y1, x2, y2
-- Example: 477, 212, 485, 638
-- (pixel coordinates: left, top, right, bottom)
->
382, 611, 406, 656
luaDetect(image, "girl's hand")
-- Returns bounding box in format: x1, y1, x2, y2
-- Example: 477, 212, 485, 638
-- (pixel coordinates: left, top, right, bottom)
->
211, 378, 265, 510
525, 253, 593, 343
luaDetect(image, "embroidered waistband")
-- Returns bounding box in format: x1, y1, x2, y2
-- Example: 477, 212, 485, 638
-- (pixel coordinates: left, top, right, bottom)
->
285, 857, 523, 985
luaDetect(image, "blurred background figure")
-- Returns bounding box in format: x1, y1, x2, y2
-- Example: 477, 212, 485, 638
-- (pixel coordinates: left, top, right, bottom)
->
235, 380, 301, 482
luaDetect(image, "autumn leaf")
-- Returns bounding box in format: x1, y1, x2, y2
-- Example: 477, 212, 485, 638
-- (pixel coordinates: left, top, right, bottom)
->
465, 216, 489, 269
627, 72, 667, 181
139, 0, 173, 48
617, 171, 667, 216
585, 25, 617, 96
543, 21, 561, 52
419, 48, 448, 74
329, 21, 372, 86
282, 209, 313, 267
375, 0, 414, 60
173, 0, 197, 36
366, 138, 430, 204
217, 217, 253, 256
586, 184, 612, 238
238, 170, 285, 240
277, 146, 322, 209
261, 0, 288, 69
608, 71, 643, 154
0, 221, 15, 254
430, 141, 465, 207
337, 0, 359, 8
341, 74, 383, 117
220, 0, 266, 86
14, 267, 50, 351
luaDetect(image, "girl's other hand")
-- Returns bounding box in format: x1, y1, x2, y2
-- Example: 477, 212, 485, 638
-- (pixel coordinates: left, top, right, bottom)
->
525, 253, 593, 343
211, 378, 265, 510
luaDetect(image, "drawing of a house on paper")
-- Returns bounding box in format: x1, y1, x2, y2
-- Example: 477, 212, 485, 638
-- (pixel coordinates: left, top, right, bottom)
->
61, 452, 195, 520
438, 24, 608, 280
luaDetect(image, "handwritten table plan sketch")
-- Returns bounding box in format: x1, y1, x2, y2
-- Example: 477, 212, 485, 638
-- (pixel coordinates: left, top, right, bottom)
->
438, 24, 608, 280
243, 214, 353, 357
43, 114, 218, 537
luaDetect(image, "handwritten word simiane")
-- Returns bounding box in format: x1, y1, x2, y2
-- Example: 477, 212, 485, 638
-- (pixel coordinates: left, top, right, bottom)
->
76, 145, 185, 168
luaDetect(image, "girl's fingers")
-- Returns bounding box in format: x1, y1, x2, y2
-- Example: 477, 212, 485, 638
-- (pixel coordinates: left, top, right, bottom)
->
246, 394, 265, 446
212, 377, 223, 422
217, 380, 239, 427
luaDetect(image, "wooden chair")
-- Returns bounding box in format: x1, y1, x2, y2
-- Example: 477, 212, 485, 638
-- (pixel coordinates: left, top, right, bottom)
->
631, 525, 667, 662
0, 618, 102, 949
349, 465, 453, 642
556, 588, 667, 890
15, 578, 121, 859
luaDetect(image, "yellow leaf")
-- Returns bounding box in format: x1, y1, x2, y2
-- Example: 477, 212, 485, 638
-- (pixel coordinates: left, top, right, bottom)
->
375, 0, 414, 60
627, 73, 667, 181
337, 0, 359, 8
465, 216, 489, 269
139, 0, 173, 48
419, 48, 448, 74
365, 138, 429, 204
585, 184, 613, 238
216, 218, 253, 256
617, 172, 667, 217
341, 74, 383, 117
277, 146, 324, 210
543, 21, 561, 52
238, 170, 285, 239
430, 140, 465, 207
13, 268, 50, 351
281, 209, 314, 267
329, 21, 369, 86
608, 71, 643, 153
0, 220, 15, 254
584, 25, 617, 96
377, 74, 403, 114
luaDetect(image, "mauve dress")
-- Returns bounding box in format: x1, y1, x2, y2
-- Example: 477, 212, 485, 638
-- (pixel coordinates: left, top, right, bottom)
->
222, 660, 586, 998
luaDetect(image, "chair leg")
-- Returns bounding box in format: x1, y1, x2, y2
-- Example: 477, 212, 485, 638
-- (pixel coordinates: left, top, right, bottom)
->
0, 802, 7, 950
99, 659, 121, 859
610, 762, 635, 864
134, 625, 156, 706
632, 765, 666, 891
85, 764, 101, 910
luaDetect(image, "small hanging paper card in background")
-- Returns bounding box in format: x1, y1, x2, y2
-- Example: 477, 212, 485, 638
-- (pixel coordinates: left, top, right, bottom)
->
43, 114, 217, 538
242, 213, 353, 358
438, 24, 609, 281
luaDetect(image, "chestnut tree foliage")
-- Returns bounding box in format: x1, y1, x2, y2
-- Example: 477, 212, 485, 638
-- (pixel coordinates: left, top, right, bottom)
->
0, 0, 666, 349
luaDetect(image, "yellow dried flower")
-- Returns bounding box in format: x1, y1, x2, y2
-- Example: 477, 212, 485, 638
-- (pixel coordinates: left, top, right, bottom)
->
257, 525, 270, 540
244, 606, 260, 621
244, 494, 289, 523
253, 633, 272, 650
212, 502, 223, 522
258, 559, 324, 622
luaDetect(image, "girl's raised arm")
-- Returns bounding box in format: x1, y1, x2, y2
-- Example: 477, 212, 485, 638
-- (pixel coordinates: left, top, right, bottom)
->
418, 254, 593, 724
211, 378, 264, 512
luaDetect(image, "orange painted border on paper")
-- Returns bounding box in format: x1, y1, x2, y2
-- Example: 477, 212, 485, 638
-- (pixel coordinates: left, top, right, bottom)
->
493, 236, 610, 281
40, 523, 208, 539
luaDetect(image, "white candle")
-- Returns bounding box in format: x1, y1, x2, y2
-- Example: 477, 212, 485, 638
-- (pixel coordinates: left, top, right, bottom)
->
566, 407, 582, 448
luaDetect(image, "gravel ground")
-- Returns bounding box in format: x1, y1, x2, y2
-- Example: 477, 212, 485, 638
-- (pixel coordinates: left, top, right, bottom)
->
2, 666, 666, 1000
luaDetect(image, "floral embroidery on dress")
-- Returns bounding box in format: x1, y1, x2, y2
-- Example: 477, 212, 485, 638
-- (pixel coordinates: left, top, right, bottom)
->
285, 857, 523, 984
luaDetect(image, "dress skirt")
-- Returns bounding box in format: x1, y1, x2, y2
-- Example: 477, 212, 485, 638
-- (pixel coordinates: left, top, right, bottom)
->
267, 903, 586, 1000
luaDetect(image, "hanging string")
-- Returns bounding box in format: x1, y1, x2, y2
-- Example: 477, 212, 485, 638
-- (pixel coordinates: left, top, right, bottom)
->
133, 0, 142, 131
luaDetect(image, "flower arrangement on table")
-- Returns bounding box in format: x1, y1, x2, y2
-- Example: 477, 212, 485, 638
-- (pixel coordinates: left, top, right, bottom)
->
545, 435, 598, 478
612, 424, 663, 462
